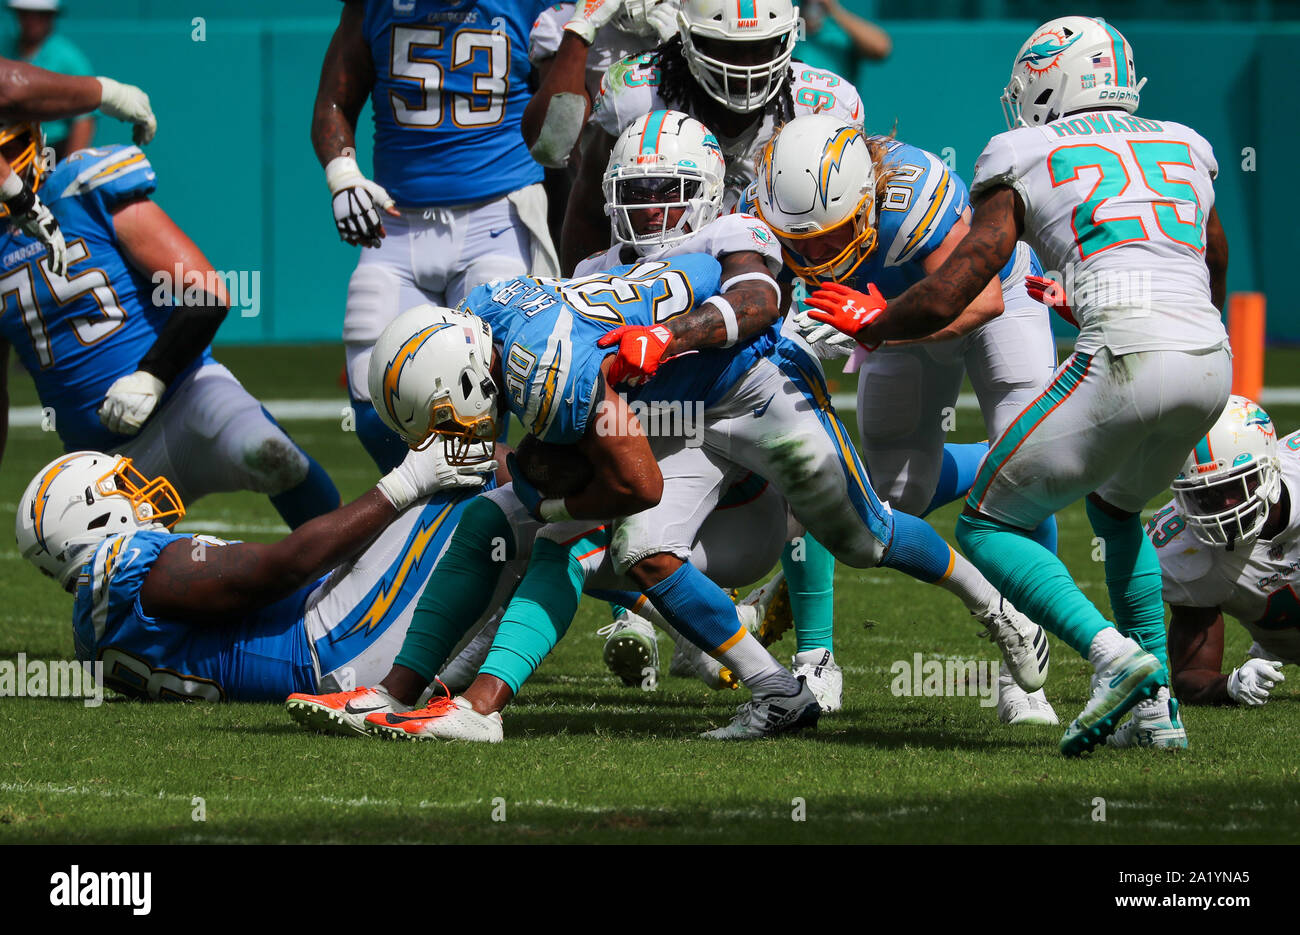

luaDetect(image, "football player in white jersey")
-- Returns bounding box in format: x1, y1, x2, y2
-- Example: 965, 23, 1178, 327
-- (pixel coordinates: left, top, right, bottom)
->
802, 17, 1232, 755
751, 114, 1061, 725
1144, 397, 1294, 720
313, 0, 560, 475
572, 109, 844, 703
523, 0, 676, 168
560, 0, 864, 272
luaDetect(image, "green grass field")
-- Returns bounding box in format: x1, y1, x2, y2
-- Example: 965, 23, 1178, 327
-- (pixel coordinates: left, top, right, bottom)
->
2, 345, 1299, 844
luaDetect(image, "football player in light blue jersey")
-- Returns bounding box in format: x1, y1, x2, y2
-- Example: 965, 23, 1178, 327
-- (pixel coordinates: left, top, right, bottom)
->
750, 115, 1060, 723
0, 129, 341, 530
313, 0, 560, 474
14, 442, 497, 703
321, 235, 1051, 739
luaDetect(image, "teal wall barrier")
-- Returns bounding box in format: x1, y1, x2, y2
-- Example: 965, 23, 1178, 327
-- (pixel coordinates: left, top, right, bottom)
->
4, 6, 1295, 342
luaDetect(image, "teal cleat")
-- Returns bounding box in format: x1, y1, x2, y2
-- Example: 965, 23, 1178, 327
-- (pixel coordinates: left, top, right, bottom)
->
1060, 646, 1164, 757
1107, 690, 1188, 750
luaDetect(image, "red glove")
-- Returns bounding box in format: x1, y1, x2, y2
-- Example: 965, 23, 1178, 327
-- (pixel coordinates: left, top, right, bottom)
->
1024, 274, 1078, 327
597, 323, 674, 387
805, 281, 887, 351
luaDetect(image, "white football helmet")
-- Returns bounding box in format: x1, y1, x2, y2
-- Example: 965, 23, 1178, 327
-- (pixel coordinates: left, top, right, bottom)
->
752, 113, 877, 283
677, 0, 800, 112
1172, 395, 1282, 548
604, 109, 725, 254
16, 451, 185, 590
1001, 16, 1145, 129
368, 304, 497, 464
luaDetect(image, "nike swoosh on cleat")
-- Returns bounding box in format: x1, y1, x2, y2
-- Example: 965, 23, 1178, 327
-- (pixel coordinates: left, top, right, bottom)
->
343, 701, 389, 715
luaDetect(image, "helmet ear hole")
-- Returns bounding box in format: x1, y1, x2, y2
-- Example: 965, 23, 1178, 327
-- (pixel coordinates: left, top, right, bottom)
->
86, 513, 111, 530
460, 372, 473, 398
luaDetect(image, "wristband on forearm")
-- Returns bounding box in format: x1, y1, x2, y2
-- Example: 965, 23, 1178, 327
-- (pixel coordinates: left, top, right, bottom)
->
0, 171, 34, 216
138, 289, 229, 385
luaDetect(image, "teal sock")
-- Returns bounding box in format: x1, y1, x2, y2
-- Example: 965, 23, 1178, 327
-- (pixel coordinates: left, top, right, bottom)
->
955, 513, 1112, 659
1085, 499, 1168, 675
783, 535, 835, 653
393, 497, 515, 683
479, 536, 586, 694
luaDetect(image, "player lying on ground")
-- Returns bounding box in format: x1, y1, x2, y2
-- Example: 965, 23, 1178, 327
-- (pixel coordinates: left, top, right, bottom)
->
0, 130, 340, 529
749, 114, 1059, 725
572, 110, 843, 708
801, 17, 1232, 755
562, 0, 864, 271
0, 57, 156, 273
14, 445, 497, 701
314, 0, 559, 473
1145, 397, 1294, 714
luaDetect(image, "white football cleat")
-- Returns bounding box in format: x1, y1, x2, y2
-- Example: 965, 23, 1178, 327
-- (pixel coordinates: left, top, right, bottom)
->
438, 614, 501, 694
700, 677, 821, 740
285, 685, 408, 737
996, 666, 1059, 725
1107, 686, 1187, 750
791, 648, 843, 713
599, 610, 659, 687
976, 598, 1049, 692
366, 695, 503, 743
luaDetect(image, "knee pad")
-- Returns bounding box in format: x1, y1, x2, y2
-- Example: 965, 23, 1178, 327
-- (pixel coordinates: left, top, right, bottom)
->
239, 420, 310, 495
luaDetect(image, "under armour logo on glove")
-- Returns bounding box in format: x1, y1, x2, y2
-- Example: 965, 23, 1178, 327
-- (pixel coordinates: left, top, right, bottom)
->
597, 323, 675, 388
805, 281, 887, 351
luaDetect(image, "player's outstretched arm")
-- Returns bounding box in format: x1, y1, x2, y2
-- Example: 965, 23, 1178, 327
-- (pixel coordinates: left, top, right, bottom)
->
140, 446, 494, 621
1205, 204, 1228, 313
561, 128, 618, 273
893, 215, 1005, 345
0, 59, 156, 144
854, 185, 1022, 346
1167, 604, 1234, 704
141, 489, 400, 621
101, 198, 230, 435
597, 252, 781, 386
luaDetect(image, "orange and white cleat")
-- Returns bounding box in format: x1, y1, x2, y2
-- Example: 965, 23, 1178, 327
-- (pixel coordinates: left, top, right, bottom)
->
285, 686, 408, 737
365, 696, 503, 743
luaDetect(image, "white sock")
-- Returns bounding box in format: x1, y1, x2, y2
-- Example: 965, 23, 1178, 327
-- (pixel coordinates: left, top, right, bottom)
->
1087, 626, 1132, 671
937, 550, 1000, 617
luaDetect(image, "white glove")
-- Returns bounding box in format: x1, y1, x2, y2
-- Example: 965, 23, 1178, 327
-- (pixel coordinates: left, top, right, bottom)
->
564, 0, 625, 45
326, 155, 396, 248
98, 370, 166, 435
1228, 658, 1285, 706
96, 77, 157, 145
9, 189, 67, 276
644, 1, 678, 42
789, 305, 855, 359
377, 443, 497, 511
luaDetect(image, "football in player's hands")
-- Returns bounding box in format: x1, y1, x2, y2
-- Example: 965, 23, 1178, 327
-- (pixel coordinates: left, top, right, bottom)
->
512, 434, 594, 498
805, 281, 886, 351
